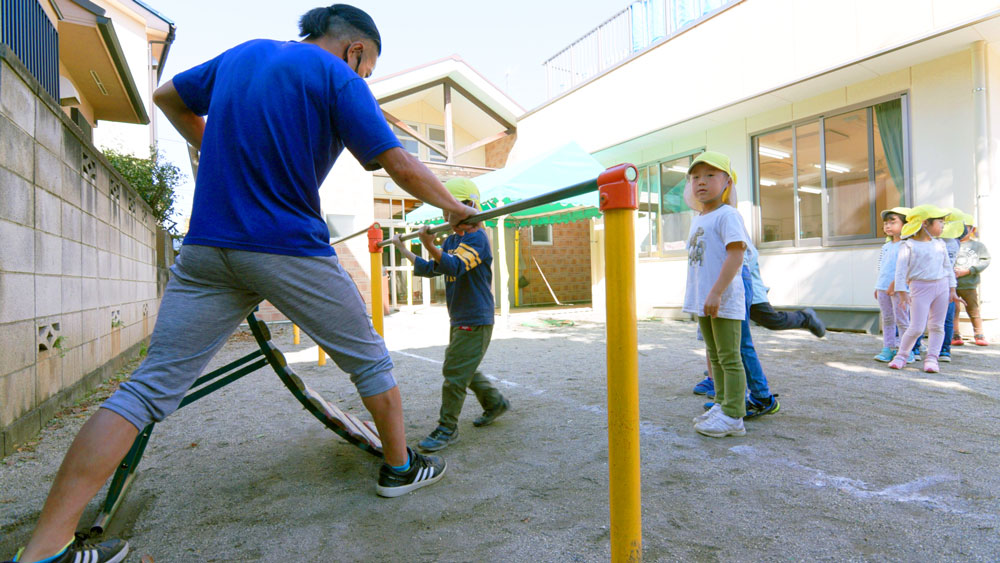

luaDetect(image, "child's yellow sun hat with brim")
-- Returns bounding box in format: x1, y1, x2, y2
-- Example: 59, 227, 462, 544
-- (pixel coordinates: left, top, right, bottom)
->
941, 208, 969, 239
880, 207, 910, 241
902, 204, 949, 238
683, 151, 738, 212
880, 207, 911, 220
444, 177, 481, 211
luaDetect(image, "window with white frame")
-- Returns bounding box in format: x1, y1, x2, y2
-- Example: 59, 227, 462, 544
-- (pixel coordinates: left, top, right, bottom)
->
754, 95, 908, 246
392, 122, 421, 159
531, 224, 552, 245
428, 126, 447, 163
636, 152, 700, 257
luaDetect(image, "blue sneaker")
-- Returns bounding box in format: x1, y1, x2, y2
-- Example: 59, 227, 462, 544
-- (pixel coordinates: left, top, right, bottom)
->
418, 425, 459, 452
745, 395, 780, 419
693, 377, 714, 395
873, 347, 895, 362
703, 400, 716, 411
908, 350, 918, 362
939, 353, 952, 363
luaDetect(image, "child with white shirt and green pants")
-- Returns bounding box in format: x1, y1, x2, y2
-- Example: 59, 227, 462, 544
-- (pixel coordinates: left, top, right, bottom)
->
683, 151, 750, 438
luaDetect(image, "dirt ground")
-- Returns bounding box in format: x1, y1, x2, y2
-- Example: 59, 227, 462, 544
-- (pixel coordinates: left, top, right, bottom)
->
2, 305, 999, 562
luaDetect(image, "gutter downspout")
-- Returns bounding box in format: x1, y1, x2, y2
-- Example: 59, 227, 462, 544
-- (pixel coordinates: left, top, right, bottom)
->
972, 41, 991, 227
972, 40, 997, 329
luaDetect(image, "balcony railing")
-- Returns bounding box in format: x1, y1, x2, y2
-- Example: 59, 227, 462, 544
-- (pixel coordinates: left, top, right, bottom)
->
1, 0, 60, 100
543, 0, 738, 99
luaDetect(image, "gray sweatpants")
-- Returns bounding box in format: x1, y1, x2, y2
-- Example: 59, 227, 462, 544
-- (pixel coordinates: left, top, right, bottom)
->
103, 245, 395, 430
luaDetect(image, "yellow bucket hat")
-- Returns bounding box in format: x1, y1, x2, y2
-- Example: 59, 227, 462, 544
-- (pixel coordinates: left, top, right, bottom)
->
941, 208, 968, 239
880, 207, 910, 220
901, 204, 949, 238
444, 177, 481, 211
880, 207, 910, 241
683, 151, 738, 211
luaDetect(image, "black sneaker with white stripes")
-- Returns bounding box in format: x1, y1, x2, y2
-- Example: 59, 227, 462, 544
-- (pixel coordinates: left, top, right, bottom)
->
8, 535, 128, 563
375, 447, 446, 498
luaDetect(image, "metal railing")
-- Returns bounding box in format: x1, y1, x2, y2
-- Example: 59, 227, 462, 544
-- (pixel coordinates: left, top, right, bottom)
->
1, 0, 59, 100
543, 0, 737, 99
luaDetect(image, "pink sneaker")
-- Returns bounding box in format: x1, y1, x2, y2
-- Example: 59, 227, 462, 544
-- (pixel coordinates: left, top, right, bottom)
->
923, 358, 940, 373
888, 358, 906, 370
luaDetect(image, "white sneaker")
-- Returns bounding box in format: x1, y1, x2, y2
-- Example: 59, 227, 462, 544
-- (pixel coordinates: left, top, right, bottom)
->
694, 412, 746, 437
693, 404, 721, 424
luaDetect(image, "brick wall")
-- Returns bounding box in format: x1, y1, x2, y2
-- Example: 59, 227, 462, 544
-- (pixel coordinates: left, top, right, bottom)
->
0, 50, 160, 457
485, 132, 517, 169
517, 220, 592, 305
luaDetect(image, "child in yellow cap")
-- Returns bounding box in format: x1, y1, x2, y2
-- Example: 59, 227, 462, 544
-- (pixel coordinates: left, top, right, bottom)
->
682, 151, 750, 437
390, 178, 509, 452
952, 216, 991, 346
888, 205, 966, 372
873, 207, 912, 363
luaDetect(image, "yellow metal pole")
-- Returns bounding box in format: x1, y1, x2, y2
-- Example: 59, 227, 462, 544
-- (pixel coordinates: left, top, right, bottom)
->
318, 345, 326, 366
368, 224, 385, 337
599, 164, 641, 563
293, 324, 300, 345
514, 229, 520, 308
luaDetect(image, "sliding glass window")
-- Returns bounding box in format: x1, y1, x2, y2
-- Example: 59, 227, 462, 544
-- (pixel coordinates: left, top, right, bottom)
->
753, 95, 909, 247
636, 152, 700, 257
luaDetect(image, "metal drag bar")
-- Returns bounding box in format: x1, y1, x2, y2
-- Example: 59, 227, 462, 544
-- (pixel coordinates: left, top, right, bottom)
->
376, 176, 600, 248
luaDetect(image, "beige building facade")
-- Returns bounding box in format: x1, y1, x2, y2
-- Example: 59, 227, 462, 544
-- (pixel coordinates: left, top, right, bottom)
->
513, 0, 1000, 333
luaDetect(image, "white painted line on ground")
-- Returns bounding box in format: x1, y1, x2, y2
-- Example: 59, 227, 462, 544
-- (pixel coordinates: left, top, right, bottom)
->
729, 444, 976, 516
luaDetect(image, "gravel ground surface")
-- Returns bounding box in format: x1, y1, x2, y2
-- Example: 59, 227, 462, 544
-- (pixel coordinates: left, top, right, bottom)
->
2, 305, 998, 562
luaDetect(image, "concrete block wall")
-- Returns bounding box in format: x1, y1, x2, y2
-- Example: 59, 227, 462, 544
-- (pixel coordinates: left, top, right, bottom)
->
517, 221, 593, 305
0, 50, 160, 457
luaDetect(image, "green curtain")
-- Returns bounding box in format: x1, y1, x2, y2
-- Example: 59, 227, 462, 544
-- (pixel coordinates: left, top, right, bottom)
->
874, 99, 905, 205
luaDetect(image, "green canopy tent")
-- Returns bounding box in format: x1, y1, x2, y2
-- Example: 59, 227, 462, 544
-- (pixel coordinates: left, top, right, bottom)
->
404, 141, 605, 227
402, 141, 606, 310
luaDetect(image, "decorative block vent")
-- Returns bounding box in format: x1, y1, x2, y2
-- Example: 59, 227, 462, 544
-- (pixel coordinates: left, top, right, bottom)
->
37, 322, 61, 351
110, 182, 121, 205
111, 309, 122, 328
127, 195, 136, 216
142, 303, 148, 317
81, 152, 97, 182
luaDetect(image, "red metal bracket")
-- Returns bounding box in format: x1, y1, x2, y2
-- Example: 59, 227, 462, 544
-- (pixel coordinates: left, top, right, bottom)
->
598, 164, 638, 212
367, 223, 382, 253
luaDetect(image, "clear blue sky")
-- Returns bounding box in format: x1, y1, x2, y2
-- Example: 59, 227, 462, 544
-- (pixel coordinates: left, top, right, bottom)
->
152, 0, 625, 223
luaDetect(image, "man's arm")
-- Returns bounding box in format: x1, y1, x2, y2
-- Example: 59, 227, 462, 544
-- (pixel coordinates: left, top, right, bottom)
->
153, 80, 205, 151
376, 148, 476, 230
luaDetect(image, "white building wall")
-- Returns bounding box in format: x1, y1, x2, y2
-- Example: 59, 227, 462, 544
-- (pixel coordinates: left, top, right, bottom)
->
537, 43, 997, 325
322, 158, 377, 279
512, 0, 1000, 163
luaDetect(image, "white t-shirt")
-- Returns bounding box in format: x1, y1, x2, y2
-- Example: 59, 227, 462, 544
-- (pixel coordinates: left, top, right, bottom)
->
895, 238, 957, 289
683, 205, 749, 320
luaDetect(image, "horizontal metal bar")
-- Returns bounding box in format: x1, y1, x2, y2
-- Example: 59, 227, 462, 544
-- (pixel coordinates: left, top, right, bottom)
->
377, 177, 600, 248
330, 225, 372, 247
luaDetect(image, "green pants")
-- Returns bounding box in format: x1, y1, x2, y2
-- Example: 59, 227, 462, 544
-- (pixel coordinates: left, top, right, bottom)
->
439, 325, 503, 429
698, 316, 746, 419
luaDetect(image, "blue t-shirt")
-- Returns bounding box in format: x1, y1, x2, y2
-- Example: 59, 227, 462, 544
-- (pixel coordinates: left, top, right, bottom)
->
742, 242, 769, 305
876, 240, 907, 291
173, 39, 402, 256
413, 229, 494, 326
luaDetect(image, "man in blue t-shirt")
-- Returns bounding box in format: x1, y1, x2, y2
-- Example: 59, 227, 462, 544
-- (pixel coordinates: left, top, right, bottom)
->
390, 179, 510, 452
11, 6, 475, 562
